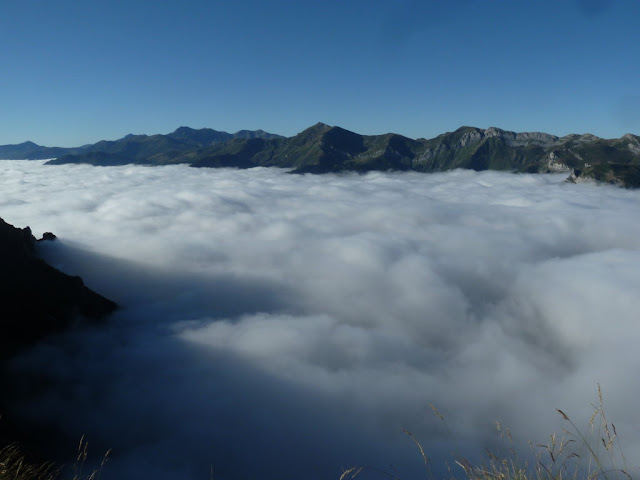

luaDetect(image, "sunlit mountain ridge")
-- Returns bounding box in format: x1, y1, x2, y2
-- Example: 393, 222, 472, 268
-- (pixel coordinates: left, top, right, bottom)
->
2, 124, 640, 186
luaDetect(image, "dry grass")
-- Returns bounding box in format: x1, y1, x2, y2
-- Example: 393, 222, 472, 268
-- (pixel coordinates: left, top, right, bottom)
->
1, 385, 632, 480
0, 435, 108, 480
341, 385, 633, 480
68, 436, 110, 480
0, 444, 58, 480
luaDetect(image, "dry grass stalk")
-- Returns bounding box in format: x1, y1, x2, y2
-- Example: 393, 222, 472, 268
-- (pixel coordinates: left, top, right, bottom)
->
340, 385, 633, 480
0, 444, 58, 480
69, 436, 110, 480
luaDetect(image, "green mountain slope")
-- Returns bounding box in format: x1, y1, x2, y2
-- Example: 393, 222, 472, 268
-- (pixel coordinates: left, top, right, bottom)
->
0, 141, 81, 160
189, 124, 569, 174
43, 127, 284, 165
4, 124, 640, 186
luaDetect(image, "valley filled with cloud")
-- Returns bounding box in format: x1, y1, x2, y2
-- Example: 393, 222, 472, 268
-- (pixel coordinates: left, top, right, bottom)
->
2, 160, 640, 479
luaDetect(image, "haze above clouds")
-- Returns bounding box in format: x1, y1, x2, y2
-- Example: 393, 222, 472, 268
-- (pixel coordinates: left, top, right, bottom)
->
2, 161, 640, 479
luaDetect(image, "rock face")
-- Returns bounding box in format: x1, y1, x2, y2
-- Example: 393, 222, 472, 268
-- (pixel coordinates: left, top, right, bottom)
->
566, 164, 640, 187
0, 217, 117, 360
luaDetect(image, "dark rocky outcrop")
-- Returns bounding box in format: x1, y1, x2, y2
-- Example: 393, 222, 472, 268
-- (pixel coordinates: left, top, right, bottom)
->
0, 217, 117, 360
0, 218, 116, 452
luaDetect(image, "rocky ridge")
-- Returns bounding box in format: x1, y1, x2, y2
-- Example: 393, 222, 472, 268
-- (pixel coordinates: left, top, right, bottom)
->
0, 127, 283, 162
3, 124, 640, 187
0, 217, 117, 360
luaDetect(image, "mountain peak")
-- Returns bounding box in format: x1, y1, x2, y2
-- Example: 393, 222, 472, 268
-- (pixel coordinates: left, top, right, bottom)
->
485, 126, 507, 135
299, 122, 332, 135
5, 123, 640, 187
172, 126, 198, 134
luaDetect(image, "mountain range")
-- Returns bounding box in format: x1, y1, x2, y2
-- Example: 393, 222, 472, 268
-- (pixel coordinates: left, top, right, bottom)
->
2, 124, 640, 187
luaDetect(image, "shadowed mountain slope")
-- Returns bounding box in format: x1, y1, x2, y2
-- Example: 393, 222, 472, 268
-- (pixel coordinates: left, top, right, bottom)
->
5, 127, 283, 165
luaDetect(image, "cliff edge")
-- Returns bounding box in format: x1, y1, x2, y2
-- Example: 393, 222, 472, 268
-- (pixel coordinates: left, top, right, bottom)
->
0, 217, 117, 360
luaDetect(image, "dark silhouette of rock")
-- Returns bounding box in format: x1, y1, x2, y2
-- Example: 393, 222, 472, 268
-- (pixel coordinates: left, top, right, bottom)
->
0, 218, 116, 452
37, 232, 57, 242
0, 217, 117, 360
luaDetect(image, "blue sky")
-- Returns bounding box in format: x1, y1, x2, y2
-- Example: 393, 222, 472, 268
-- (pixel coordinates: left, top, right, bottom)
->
2, 0, 639, 146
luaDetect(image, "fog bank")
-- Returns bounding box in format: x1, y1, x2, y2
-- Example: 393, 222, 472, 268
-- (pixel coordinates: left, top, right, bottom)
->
2, 160, 640, 479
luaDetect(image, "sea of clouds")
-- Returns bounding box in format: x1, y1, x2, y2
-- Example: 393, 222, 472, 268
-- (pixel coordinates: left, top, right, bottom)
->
1, 160, 640, 479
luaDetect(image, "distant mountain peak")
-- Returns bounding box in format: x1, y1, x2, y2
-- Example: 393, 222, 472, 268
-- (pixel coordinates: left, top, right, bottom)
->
299, 122, 332, 135
172, 126, 203, 135
4, 122, 640, 187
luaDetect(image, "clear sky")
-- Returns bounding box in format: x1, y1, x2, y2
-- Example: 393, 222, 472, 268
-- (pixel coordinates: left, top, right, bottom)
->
2, 0, 640, 146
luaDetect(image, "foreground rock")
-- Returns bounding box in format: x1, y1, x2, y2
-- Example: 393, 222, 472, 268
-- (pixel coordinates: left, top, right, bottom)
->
0, 217, 117, 360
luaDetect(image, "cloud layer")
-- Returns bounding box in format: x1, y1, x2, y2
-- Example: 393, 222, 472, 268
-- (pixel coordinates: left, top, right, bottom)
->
2, 161, 640, 479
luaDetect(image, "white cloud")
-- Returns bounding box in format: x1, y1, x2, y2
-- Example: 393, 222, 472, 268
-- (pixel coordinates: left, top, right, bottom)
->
2, 161, 640, 479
